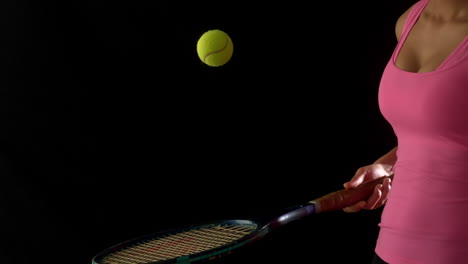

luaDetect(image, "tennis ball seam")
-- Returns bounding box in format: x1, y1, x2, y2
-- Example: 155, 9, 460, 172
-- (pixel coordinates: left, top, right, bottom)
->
202, 34, 229, 63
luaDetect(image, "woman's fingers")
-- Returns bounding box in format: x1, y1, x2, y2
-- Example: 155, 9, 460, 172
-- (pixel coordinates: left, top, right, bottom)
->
365, 184, 383, 210
342, 165, 394, 213
343, 177, 393, 213
375, 177, 392, 208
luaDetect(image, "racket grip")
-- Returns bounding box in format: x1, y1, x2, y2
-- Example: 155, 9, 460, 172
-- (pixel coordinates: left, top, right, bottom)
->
311, 175, 393, 213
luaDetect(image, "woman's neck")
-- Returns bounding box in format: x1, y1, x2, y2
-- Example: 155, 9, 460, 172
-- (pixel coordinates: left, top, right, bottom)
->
425, 0, 468, 21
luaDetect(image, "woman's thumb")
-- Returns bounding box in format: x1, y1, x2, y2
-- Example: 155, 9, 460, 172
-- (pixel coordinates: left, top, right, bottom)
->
343, 171, 365, 189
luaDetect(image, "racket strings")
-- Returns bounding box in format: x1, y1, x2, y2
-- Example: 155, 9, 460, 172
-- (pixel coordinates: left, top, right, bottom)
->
101, 224, 256, 264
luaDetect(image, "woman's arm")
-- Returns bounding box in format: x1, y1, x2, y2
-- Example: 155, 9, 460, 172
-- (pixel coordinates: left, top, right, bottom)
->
373, 146, 398, 168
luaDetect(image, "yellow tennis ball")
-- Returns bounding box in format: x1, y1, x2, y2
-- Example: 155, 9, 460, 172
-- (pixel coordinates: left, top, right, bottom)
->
196, 29, 233, 67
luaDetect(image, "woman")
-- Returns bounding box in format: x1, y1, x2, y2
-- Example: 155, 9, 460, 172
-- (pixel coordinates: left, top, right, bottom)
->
342, 0, 468, 263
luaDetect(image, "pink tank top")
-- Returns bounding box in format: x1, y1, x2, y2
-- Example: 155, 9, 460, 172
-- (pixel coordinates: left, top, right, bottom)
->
376, 0, 468, 263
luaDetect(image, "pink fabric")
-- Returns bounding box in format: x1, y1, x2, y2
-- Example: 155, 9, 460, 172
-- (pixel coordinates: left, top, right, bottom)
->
376, 0, 468, 263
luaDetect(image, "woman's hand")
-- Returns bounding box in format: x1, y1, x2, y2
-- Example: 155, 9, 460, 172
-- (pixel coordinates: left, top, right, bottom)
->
342, 163, 393, 213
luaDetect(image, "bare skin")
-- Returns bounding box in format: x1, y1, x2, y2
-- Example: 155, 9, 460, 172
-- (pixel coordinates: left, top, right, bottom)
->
343, 0, 468, 212
396, 0, 468, 73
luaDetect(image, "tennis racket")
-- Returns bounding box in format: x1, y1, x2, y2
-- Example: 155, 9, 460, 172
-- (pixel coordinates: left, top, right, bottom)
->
92, 175, 392, 264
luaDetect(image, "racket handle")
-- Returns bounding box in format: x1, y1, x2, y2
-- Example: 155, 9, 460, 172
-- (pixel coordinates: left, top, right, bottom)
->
311, 174, 393, 213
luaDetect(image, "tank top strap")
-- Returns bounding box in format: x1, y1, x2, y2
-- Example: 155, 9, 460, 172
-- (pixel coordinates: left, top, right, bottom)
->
392, 0, 430, 63
437, 36, 468, 71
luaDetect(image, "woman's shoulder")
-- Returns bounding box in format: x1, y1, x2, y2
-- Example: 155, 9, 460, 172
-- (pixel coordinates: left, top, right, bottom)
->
395, 1, 420, 41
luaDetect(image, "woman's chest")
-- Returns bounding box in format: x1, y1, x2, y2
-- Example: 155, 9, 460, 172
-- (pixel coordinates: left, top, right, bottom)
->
395, 22, 468, 73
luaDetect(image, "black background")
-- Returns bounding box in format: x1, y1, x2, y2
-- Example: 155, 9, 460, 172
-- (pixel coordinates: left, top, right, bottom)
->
1, 1, 413, 264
